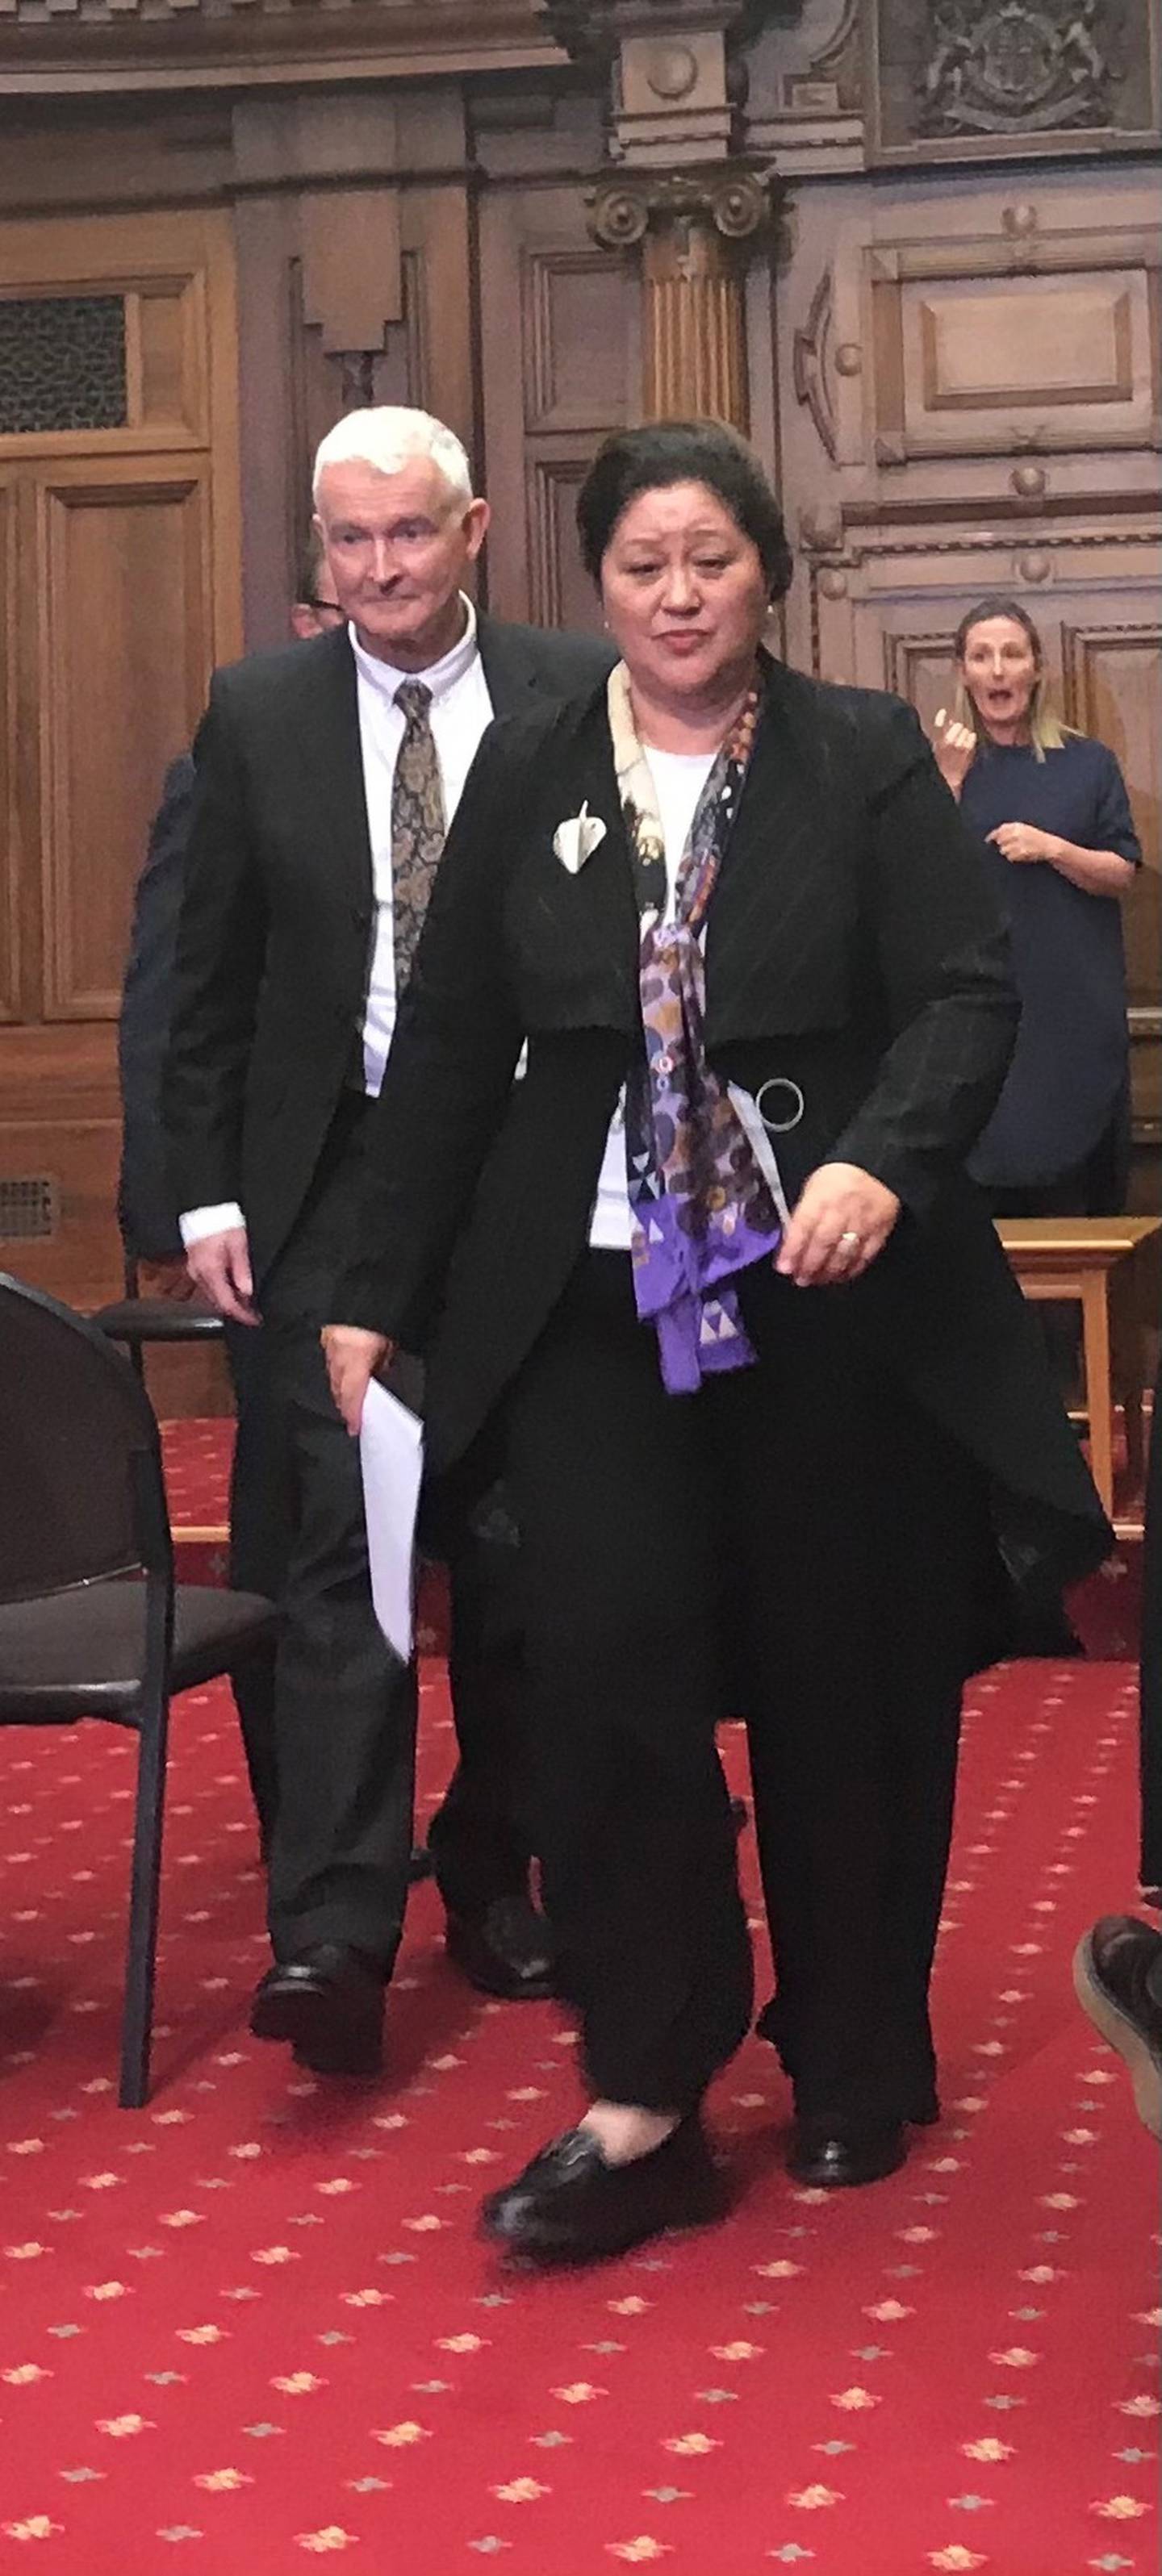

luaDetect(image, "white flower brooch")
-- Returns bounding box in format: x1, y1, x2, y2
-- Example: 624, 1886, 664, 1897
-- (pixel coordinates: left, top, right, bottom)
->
552, 802, 607, 875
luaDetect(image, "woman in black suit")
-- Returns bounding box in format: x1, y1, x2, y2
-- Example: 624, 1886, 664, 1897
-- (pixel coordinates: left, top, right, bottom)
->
324, 422, 1110, 2264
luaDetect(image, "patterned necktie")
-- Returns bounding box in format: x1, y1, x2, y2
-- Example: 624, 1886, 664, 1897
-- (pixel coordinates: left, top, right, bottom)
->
391, 678, 446, 986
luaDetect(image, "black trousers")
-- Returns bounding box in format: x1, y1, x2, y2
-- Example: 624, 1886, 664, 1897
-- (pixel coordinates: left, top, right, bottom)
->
504, 1251, 987, 2124
223, 1317, 286, 1846
257, 1096, 534, 1968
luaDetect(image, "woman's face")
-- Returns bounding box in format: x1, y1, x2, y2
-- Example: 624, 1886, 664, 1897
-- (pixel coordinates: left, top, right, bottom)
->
600, 480, 769, 711
958, 615, 1039, 742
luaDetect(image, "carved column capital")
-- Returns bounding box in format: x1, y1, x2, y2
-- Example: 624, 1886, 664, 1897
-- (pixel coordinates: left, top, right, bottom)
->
588, 161, 780, 428
588, 160, 776, 249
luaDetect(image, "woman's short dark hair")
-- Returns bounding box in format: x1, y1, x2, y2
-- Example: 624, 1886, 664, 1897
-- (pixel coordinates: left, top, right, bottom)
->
576, 420, 793, 602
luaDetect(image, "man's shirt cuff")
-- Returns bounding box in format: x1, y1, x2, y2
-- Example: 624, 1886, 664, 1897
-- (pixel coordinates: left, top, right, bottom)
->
179, 1201, 245, 1249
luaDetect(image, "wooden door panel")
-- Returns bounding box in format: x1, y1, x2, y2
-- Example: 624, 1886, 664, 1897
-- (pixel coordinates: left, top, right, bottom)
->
0, 208, 239, 1341
478, 186, 637, 630
37, 469, 210, 1021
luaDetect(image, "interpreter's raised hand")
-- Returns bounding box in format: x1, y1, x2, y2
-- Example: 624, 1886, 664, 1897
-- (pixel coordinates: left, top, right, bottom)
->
775, 1162, 901, 1288
931, 708, 976, 798
321, 1324, 395, 1438
988, 820, 1058, 866
184, 1225, 260, 1326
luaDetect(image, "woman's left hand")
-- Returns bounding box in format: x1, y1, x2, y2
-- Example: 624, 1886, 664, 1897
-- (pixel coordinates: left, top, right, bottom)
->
988, 822, 1060, 866
775, 1163, 901, 1288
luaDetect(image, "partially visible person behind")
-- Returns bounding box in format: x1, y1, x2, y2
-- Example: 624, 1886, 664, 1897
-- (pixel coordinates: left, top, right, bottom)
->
323, 420, 1110, 2265
932, 596, 1141, 1217
117, 528, 345, 1845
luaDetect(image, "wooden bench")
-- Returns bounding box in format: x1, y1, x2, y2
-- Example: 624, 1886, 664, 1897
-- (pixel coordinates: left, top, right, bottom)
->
996, 1216, 1161, 1526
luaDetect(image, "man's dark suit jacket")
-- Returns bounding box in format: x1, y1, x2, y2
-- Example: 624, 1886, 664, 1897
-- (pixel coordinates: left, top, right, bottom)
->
163, 616, 614, 1284
118, 754, 196, 1262
335, 658, 1112, 1651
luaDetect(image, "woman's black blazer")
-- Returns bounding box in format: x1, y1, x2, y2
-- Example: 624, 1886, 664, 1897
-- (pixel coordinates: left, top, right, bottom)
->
338, 659, 1111, 1623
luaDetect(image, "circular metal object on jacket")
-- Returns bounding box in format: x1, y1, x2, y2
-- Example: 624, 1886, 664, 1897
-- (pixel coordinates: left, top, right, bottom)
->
755, 1075, 805, 1134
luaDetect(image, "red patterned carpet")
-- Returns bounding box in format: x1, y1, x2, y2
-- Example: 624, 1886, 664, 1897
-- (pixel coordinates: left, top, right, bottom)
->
0, 1439, 1155, 2572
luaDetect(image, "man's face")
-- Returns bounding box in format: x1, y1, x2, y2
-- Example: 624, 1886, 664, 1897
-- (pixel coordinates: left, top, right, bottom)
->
314, 454, 489, 670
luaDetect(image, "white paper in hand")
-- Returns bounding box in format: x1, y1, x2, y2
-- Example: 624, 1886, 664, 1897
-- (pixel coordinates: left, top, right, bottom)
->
359, 1376, 424, 1663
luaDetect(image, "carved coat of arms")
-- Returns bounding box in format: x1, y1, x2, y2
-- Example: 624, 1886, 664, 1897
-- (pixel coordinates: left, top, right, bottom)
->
917, 0, 1114, 133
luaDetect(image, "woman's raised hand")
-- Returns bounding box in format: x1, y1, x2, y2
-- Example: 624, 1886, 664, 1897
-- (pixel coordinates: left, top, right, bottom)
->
931, 708, 976, 799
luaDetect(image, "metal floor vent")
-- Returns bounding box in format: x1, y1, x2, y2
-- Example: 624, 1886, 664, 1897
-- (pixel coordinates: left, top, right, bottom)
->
0, 1175, 58, 1242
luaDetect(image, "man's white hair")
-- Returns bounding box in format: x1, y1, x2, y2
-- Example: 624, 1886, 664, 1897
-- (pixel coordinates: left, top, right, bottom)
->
312, 407, 474, 508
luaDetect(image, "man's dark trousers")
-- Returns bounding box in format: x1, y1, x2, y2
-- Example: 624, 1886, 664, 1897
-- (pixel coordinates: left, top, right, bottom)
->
258, 1095, 531, 1966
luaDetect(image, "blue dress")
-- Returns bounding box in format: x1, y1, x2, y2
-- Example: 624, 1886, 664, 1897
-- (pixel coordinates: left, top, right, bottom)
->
959, 734, 1140, 1190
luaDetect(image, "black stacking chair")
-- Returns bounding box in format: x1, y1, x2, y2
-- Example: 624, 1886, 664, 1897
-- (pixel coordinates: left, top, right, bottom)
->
91, 1256, 224, 1384
0, 1273, 277, 2107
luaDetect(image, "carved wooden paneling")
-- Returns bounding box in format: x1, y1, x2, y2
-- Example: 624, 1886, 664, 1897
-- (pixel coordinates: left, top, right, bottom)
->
872, 240, 1160, 466
0, 219, 232, 465
1060, 621, 1162, 1048
881, 626, 960, 737
479, 186, 636, 627
525, 246, 637, 433
528, 454, 601, 634
37, 470, 209, 1021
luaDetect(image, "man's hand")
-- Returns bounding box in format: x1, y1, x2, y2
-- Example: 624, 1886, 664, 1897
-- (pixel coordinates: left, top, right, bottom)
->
988, 821, 1057, 866
931, 708, 976, 799
775, 1162, 901, 1288
321, 1325, 394, 1437
184, 1225, 260, 1326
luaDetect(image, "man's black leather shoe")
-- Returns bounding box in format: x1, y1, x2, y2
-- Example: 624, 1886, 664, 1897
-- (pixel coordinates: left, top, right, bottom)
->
481, 2115, 723, 2265
445, 1893, 557, 2001
788, 2117, 907, 2189
250, 1943, 384, 2077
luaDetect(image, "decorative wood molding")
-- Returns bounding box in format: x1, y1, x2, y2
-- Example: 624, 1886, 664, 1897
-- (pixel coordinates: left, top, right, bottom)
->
792, 265, 837, 461
524, 244, 631, 433
0, 0, 562, 96
299, 189, 403, 357
37, 470, 210, 1021
806, 0, 862, 101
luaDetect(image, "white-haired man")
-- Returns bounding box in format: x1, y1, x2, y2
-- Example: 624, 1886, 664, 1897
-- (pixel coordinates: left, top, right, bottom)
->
164, 408, 612, 2074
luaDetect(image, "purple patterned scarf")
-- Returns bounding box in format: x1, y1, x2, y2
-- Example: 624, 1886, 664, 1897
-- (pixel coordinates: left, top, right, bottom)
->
608, 661, 786, 1395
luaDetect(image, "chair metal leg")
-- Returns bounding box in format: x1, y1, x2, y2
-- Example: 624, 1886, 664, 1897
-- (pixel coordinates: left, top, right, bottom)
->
119, 1687, 170, 2109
